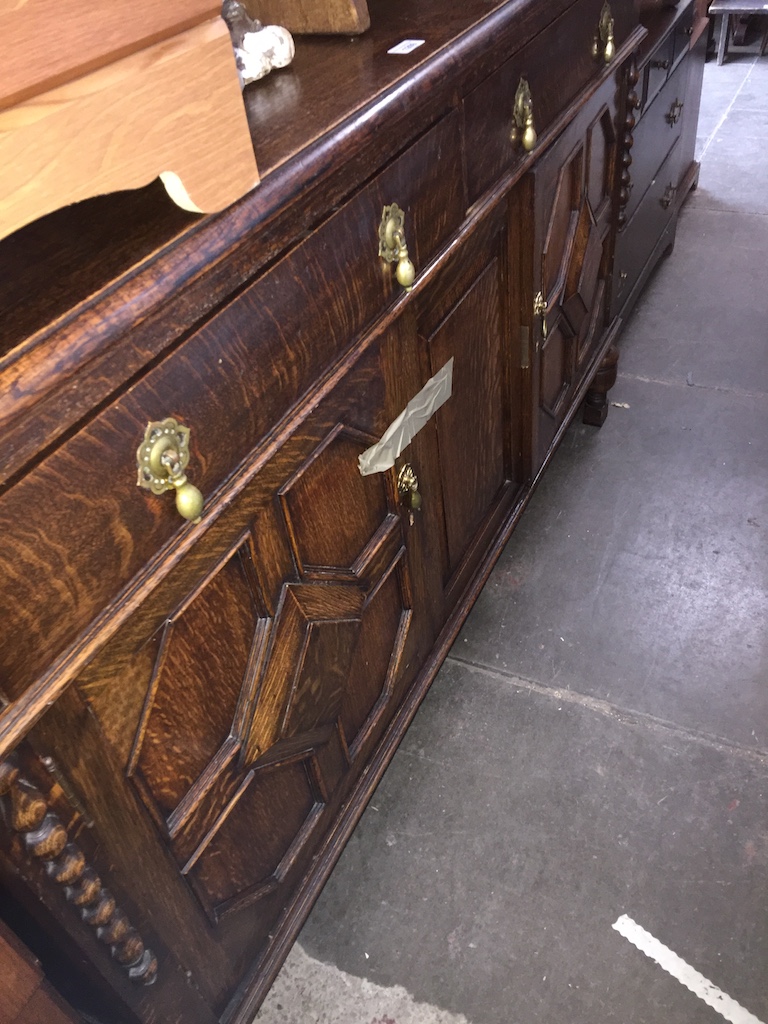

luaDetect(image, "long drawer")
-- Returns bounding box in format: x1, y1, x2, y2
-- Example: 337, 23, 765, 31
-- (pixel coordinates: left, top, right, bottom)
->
612, 138, 682, 311
463, 0, 637, 205
0, 110, 463, 702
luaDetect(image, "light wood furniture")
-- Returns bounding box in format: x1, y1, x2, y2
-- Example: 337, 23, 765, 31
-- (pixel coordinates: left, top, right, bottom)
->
0, 1, 703, 1021
0, 6, 258, 243
244, 0, 370, 33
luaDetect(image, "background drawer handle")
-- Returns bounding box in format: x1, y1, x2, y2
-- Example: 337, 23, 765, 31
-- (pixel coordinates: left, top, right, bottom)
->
510, 78, 537, 152
666, 99, 684, 125
136, 417, 204, 522
379, 203, 416, 291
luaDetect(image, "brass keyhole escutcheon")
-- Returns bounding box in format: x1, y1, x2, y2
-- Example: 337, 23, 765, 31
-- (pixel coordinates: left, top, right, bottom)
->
533, 290, 549, 340
397, 463, 422, 526
510, 78, 537, 152
379, 204, 416, 292
136, 418, 204, 523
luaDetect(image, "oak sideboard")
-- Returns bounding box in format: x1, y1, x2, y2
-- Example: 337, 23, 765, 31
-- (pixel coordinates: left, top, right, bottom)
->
0, 1, 705, 1021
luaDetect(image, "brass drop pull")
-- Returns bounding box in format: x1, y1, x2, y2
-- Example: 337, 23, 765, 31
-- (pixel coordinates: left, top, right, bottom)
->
137, 418, 204, 523
534, 290, 549, 340
660, 184, 677, 209
510, 78, 537, 152
666, 99, 684, 126
379, 204, 416, 292
397, 463, 422, 526
593, 2, 616, 63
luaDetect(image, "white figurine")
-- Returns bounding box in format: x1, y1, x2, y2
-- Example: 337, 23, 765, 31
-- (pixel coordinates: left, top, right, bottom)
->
222, 1, 295, 87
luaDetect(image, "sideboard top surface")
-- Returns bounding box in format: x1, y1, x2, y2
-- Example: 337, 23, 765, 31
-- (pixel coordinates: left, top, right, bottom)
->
0, 0, 623, 490
0, 0, 571, 360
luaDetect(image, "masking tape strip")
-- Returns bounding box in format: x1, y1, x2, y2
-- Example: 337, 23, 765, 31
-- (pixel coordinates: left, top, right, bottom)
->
358, 357, 454, 476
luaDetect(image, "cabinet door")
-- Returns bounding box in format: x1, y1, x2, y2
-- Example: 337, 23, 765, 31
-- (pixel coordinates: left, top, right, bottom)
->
11, 317, 441, 1023
412, 207, 526, 610
523, 77, 620, 471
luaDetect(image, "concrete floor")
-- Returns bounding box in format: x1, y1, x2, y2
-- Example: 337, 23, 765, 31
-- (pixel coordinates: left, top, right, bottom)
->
255, 43, 768, 1024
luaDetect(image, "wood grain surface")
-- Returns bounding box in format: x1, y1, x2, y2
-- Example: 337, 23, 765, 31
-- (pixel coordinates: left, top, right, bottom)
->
0, 0, 220, 111
0, 18, 258, 244
0, 918, 81, 1024
244, 0, 370, 34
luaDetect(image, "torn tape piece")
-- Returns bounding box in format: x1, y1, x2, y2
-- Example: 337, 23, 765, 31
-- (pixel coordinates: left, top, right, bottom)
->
358, 357, 453, 476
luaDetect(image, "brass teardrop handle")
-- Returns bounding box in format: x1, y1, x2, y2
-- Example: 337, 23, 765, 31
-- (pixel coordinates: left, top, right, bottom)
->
510, 78, 537, 152
136, 418, 204, 522
379, 204, 416, 292
397, 463, 422, 526
593, 2, 615, 63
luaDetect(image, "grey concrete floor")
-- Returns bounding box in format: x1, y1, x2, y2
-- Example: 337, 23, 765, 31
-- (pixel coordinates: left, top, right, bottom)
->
255, 45, 768, 1024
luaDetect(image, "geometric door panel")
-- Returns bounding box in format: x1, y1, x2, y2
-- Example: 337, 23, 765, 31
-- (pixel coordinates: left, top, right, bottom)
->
539, 146, 583, 425
532, 96, 617, 469
280, 424, 392, 576
128, 542, 264, 827
126, 419, 412, 924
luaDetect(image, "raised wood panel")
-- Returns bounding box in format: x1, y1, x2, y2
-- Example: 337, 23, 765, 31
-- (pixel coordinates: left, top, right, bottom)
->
539, 317, 574, 420
341, 554, 411, 754
129, 544, 263, 822
186, 758, 320, 916
412, 205, 525, 608
427, 262, 506, 577
280, 426, 388, 574
531, 87, 618, 469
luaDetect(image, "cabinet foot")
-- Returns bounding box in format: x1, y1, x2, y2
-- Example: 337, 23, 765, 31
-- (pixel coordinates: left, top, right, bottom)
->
582, 345, 619, 427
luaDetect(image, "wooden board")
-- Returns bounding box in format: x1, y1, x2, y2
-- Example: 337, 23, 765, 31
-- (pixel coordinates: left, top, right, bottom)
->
0, 0, 221, 110
243, 0, 370, 34
0, 18, 259, 244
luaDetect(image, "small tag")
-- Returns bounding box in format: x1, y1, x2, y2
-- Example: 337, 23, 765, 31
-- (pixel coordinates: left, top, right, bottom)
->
387, 39, 426, 55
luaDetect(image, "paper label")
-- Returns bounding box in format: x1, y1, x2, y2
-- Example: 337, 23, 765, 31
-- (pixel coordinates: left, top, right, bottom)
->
387, 39, 426, 55
358, 358, 453, 476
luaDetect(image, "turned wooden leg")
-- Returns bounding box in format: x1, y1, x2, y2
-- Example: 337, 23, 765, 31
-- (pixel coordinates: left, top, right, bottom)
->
583, 344, 619, 427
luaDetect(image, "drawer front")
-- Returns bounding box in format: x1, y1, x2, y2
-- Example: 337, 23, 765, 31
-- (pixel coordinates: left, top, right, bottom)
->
641, 2, 694, 113
642, 30, 676, 112
463, 0, 637, 205
0, 111, 463, 701
624, 53, 690, 225
612, 139, 681, 312
672, 1, 695, 66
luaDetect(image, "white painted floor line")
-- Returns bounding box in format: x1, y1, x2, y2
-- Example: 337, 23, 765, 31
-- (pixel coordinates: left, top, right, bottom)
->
698, 56, 758, 162
613, 915, 765, 1024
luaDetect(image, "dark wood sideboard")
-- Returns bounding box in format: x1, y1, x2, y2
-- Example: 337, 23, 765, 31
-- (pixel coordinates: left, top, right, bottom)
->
0, 2, 704, 1021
